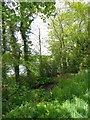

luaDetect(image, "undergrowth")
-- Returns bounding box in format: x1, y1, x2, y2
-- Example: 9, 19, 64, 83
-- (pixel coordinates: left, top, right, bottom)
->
3, 69, 89, 118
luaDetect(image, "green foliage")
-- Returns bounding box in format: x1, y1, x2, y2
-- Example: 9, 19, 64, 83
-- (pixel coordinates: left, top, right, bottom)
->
62, 97, 88, 118
2, 80, 46, 115
4, 96, 88, 118
2, 1, 89, 119
4, 100, 70, 118
2, 1, 56, 87
3, 70, 88, 118
49, 70, 88, 102
48, 1, 88, 73
2, 84, 31, 114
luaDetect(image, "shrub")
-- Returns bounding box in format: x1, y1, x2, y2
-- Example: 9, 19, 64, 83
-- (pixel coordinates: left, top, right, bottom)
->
4, 100, 70, 118
3, 70, 88, 118
50, 70, 88, 102
62, 96, 88, 118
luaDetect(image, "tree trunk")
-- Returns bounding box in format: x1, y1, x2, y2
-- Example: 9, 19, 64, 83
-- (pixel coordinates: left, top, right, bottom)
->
9, 25, 20, 85
38, 28, 43, 77
20, 21, 31, 86
2, 2, 7, 80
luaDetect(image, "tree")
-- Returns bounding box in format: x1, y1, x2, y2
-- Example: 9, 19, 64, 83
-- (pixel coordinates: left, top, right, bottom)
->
2, 2, 22, 85
48, 1, 88, 74
2, 1, 56, 87
19, 2, 56, 87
